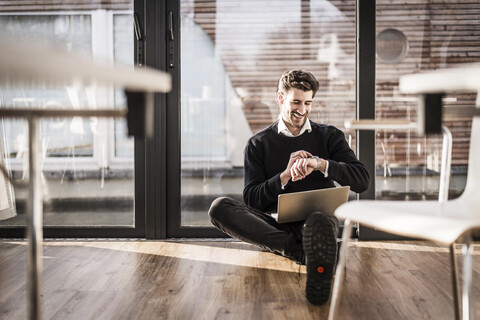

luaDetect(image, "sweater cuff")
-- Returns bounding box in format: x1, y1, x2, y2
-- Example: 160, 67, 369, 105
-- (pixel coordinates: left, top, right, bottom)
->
326, 160, 341, 180
272, 173, 285, 193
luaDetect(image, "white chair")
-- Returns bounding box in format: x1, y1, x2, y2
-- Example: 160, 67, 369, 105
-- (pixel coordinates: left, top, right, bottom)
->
328, 116, 480, 319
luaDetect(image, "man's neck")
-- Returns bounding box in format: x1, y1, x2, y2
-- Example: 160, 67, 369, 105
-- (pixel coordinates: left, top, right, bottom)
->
285, 122, 301, 136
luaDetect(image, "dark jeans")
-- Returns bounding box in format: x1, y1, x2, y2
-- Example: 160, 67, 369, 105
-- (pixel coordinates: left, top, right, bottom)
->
208, 197, 339, 263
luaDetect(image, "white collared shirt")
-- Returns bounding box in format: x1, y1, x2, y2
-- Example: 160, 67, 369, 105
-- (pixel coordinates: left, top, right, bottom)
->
277, 116, 329, 185
277, 115, 312, 137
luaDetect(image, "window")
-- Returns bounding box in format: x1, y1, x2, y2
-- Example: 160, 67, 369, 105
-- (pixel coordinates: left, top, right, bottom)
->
374, 1, 480, 200
179, 0, 357, 227
0, 7, 136, 227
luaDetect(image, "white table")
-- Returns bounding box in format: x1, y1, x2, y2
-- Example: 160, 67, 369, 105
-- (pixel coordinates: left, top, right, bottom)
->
0, 37, 171, 320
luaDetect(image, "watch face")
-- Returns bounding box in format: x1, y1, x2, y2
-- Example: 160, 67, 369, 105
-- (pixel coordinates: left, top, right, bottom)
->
313, 156, 321, 170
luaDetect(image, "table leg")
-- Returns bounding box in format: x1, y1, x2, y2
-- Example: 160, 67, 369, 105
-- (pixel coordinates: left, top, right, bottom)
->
27, 116, 43, 320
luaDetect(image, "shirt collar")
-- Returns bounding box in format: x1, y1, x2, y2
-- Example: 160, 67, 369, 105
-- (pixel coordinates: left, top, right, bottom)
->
277, 115, 312, 137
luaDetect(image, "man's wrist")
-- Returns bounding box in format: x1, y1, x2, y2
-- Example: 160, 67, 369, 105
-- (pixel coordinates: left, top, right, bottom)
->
280, 171, 290, 188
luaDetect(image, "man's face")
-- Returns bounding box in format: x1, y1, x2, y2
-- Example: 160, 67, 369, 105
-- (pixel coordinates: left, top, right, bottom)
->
277, 88, 313, 134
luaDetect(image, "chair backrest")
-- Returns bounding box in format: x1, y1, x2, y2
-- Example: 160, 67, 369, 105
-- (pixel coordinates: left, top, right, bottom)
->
459, 104, 480, 203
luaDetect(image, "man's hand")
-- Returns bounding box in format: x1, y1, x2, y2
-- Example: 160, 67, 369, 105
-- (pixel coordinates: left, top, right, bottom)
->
280, 150, 312, 185
290, 157, 317, 181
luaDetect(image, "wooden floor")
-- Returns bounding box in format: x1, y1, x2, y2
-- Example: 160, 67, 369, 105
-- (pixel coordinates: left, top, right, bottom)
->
0, 239, 479, 320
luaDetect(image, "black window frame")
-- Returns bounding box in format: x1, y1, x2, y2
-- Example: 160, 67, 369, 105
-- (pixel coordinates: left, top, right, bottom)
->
0, 0, 378, 239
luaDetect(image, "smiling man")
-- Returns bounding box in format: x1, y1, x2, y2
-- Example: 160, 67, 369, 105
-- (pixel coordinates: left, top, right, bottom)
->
208, 69, 370, 305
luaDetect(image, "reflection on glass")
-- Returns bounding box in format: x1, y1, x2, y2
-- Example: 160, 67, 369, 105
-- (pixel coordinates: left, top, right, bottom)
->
375, 1, 480, 200
0, 5, 135, 227
114, 14, 134, 159
180, 0, 356, 226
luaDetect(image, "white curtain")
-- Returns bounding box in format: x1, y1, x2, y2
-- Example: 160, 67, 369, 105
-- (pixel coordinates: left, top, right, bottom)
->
0, 140, 16, 221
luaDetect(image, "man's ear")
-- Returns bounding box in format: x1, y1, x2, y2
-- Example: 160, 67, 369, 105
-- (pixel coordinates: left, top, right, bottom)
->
276, 91, 284, 104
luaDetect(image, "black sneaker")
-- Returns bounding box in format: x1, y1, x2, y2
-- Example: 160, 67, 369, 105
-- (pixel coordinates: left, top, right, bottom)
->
302, 212, 338, 305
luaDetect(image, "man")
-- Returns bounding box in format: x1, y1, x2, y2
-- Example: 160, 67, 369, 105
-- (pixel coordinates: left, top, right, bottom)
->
208, 69, 370, 305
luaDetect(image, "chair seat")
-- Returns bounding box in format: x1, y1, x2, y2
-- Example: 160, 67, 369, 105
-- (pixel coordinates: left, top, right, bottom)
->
335, 198, 480, 245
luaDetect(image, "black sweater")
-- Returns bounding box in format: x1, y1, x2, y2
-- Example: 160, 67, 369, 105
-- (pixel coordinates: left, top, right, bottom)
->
243, 120, 370, 213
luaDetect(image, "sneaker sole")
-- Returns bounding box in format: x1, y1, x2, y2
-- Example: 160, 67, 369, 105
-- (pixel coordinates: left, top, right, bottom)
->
303, 213, 337, 305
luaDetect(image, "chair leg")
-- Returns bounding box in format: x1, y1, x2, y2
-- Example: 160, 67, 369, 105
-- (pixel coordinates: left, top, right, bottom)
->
328, 219, 352, 320
462, 233, 474, 320
450, 243, 461, 320
439, 125, 452, 203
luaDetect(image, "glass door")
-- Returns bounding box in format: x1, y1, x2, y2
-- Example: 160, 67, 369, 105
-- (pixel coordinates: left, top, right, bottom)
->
0, 1, 145, 237
169, 0, 357, 236
374, 1, 480, 202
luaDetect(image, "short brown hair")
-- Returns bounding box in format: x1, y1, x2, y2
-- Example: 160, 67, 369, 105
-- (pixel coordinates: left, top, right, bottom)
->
277, 69, 320, 98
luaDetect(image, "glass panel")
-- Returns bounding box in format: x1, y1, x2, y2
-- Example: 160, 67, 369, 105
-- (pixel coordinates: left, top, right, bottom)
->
0, 15, 95, 158
375, 1, 480, 200
0, 3, 135, 227
180, 0, 356, 226
114, 14, 135, 159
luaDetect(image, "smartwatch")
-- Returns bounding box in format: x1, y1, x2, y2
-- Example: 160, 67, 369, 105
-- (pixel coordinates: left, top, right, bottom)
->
312, 156, 322, 170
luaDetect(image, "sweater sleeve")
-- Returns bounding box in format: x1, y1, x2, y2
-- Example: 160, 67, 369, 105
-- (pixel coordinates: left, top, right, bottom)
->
243, 139, 282, 212
326, 128, 371, 193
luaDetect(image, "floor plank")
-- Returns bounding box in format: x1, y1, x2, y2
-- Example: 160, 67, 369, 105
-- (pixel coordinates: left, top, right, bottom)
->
0, 239, 478, 319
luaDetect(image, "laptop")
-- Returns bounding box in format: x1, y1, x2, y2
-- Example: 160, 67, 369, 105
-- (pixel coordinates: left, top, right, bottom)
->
273, 186, 350, 223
